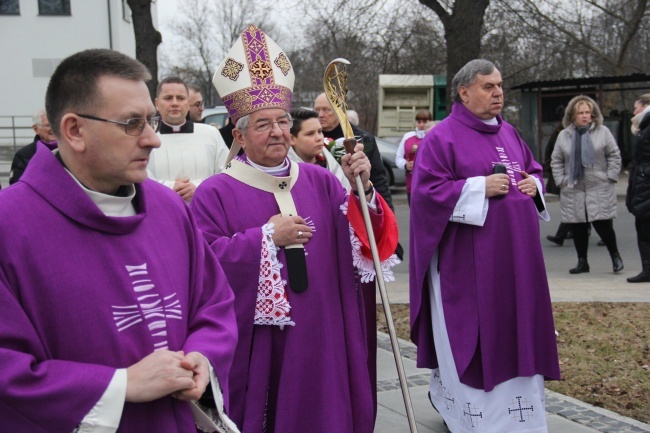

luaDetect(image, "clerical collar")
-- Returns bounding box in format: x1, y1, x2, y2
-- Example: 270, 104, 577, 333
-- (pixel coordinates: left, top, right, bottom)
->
415, 129, 426, 139
54, 150, 137, 216
74, 180, 136, 217
159, 119, 194, 134
481, 117, 499, 125
247, 157, 290, 176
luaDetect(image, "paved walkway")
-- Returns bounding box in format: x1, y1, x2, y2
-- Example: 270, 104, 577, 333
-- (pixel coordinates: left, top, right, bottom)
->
375, 172, 650, 431
2, 157, 646, 432
374, 332, 650, 433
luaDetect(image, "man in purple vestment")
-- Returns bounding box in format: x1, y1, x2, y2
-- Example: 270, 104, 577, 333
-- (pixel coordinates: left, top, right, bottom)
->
0, 49, 239, 433
409, 59, 560, 432
190, 24, 398, 433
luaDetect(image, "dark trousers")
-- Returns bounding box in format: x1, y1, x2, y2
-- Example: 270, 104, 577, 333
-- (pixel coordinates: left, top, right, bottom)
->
635, 217, 650, 244
572, 219, 619, 258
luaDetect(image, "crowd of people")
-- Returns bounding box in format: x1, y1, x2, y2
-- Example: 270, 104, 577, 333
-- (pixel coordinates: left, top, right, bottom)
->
0, 22, 644, 433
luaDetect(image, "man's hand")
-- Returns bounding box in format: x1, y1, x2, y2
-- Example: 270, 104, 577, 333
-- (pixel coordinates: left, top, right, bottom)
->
341, 143, 371, 194
486, 173, 510, 198
405, 160, 414, 172
125, 350, 195, 403
172, 352, 210, 401
518, 171, 538, 197
173, 178, 197, 202
268, 214, 313, 247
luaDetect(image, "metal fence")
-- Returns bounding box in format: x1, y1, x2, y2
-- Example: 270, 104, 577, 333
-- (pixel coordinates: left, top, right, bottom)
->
0, 116, 34, 156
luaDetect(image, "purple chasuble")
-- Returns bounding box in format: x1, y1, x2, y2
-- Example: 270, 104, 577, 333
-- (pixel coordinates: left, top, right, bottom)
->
409, 102, 561, 391
0, 146, 238, 433
191, 159, 375, 433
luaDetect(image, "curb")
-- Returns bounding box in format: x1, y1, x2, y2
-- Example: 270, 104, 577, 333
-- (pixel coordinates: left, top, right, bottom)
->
376, 331, 650, 433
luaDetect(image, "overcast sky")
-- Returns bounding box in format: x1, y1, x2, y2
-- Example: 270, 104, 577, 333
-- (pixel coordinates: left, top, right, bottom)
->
155, 0, 177, 29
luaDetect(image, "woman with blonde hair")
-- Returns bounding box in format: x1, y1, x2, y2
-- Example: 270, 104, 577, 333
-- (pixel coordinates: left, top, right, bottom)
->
626, 93, 650, 282
551, 95, 623, 274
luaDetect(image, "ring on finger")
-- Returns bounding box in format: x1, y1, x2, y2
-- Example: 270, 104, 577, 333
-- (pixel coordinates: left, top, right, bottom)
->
500, 184, 508, 191
298, 230, 303, 238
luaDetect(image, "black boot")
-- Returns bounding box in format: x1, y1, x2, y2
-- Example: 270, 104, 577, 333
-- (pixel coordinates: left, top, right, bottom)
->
611, 252, 624, 273
569, 258, 590, 274
628, 270, 650, 282
546, 235, 564, 246
547, 223, 570, 246
628, 242, 650, 283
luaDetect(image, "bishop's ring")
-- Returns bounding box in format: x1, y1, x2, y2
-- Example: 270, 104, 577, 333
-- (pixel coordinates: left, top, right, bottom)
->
298, 230, 303, 238
501, 184, 508, 191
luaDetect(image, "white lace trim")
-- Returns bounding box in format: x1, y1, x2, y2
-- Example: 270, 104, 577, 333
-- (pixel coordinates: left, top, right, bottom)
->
254, 223, 295, 329
340, 199, 400, 283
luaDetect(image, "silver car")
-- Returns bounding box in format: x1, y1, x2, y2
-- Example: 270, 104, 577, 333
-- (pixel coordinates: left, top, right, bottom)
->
202, 106, 229, 128
375, 136, 405, 186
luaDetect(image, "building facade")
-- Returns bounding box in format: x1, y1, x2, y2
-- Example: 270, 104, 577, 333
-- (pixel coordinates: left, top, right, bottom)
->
0, 0, 157, 119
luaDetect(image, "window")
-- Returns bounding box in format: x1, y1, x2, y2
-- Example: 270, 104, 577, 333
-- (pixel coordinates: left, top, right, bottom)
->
0, 0, 20, 15
38, 0, 70, 16
122, 0, 131, 23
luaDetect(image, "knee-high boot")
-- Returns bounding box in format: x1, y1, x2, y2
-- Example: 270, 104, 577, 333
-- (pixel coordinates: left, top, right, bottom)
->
628, 241, 650, 283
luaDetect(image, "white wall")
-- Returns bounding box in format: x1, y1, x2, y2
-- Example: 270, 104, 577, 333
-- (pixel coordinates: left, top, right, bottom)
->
0, 0, 156, 118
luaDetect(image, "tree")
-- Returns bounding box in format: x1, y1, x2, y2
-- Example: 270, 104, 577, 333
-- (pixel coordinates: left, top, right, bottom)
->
126, 0, 162, 99
418, 0, 491, 111
504, 0, 649, 76
160, 0, 281, 106
289, 0, 446, 132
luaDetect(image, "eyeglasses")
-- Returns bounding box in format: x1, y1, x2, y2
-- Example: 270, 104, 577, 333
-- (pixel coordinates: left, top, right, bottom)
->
76, 114, 160, 136
252, 117, 293, 133
191, 101, 205, 109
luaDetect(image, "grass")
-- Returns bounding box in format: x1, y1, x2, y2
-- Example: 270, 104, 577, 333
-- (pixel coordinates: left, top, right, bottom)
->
377, 302, 650, 423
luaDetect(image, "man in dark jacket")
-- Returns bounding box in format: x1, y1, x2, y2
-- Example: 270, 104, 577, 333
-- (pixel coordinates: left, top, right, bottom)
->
314, 93, 393, 210
9, 108, 58, 184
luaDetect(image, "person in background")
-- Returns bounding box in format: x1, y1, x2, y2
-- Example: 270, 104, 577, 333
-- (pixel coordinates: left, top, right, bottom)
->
545, 106, 574, 246
626, 93, 650, 282
395, 109, 433, 205
8, 107, 58, 184
410, 59, 560, 432
287, 108, 350, 190
314, 93, 393, 210
0, 48, 238, 433
551, 95, 623, 274
347, 109, 360, 126
187, 83, 205, 122
192, 24, 398, 432
148, 77, 229, 203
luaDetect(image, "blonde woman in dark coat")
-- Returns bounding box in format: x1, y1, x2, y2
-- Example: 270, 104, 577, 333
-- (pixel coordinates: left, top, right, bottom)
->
551, 95, 623, 274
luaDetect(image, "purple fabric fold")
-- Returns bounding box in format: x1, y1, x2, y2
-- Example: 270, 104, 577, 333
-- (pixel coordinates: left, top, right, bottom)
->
409, 102, 560, 391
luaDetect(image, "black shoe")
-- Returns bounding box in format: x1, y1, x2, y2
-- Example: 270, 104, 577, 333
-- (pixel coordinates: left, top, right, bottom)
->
546, 235, 564, 246
566, 231, 573, 239
598, 239, 605, 246
627, 271, 650, 283
427, 392, 448, 428
570, 258, 590, 274
611, 253, 624, 273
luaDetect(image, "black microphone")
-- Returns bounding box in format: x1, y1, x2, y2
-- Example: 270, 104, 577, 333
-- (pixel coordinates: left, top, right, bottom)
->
493, 164, 507, 199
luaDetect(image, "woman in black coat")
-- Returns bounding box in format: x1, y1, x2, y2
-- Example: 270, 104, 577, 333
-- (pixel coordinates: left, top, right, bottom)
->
627, 93, 650, 282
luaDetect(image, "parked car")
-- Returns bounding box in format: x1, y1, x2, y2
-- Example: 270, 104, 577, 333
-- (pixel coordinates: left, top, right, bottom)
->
202, 106, 229, 128
375, 136, 405, 186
